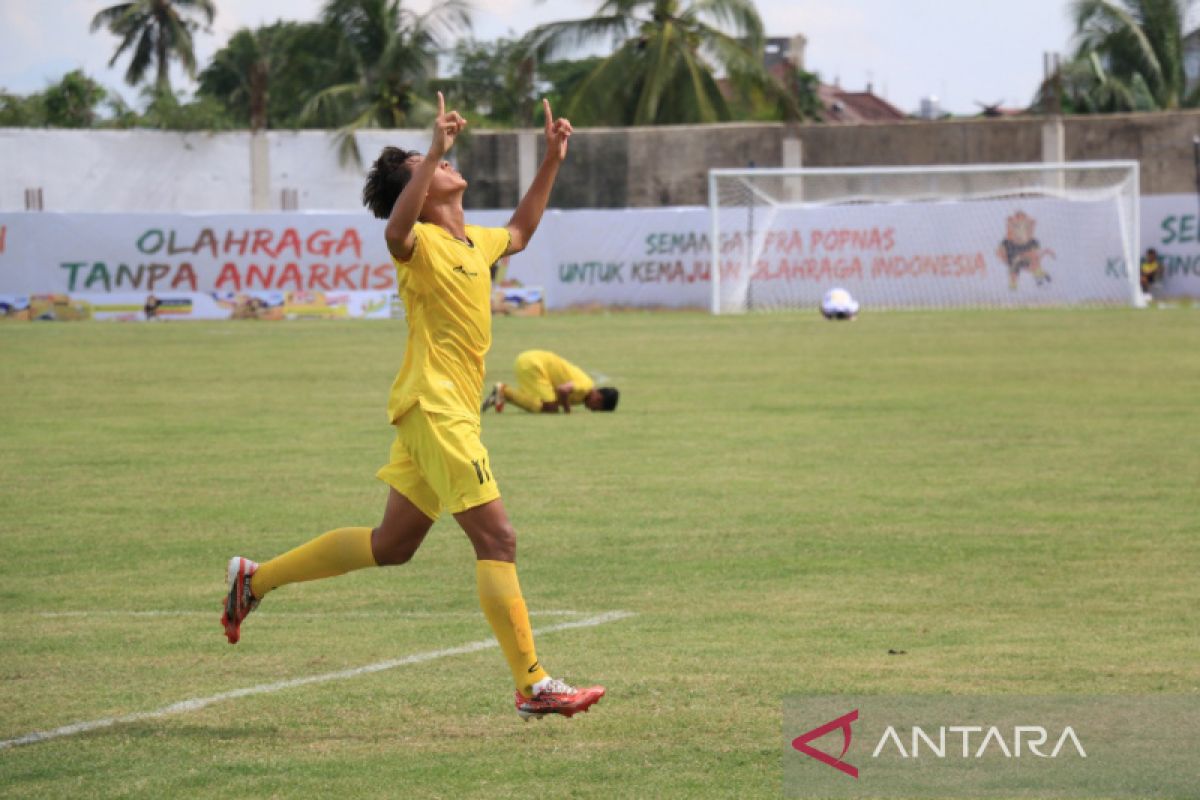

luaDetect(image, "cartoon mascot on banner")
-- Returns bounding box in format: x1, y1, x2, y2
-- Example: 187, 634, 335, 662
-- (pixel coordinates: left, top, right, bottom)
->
997, 211, 1054, 290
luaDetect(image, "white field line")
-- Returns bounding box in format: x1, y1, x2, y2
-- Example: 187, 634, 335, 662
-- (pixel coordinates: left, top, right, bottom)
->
0, 610, 634, 751
34, 609, 587, 619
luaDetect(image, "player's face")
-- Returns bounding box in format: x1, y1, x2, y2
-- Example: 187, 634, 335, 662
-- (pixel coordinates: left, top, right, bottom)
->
430, 158, 468, 195
406, 154, 468, 197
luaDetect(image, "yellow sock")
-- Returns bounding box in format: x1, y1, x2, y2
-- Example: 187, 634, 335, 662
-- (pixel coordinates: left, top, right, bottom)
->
250, 527, 377, 598
476, 560, 549, 697
503, 385, 543, 413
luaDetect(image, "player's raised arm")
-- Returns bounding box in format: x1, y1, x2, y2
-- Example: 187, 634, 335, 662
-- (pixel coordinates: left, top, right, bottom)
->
506, 98, 572, 255
384, 92, 467, 260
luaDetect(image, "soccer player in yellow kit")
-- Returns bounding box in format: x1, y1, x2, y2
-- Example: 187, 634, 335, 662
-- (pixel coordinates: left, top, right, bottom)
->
221, 93, 604, 720
482, 350, 619, 414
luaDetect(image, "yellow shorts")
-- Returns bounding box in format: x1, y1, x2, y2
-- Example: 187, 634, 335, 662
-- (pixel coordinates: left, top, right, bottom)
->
514, 352, 557, 405
375, 406, 500, 521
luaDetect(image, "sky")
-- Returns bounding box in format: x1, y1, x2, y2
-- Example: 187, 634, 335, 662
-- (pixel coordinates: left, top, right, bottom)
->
0, 0, 1079, 116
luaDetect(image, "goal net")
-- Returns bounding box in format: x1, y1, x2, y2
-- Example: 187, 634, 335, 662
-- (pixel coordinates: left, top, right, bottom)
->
708, 162, 1142, 314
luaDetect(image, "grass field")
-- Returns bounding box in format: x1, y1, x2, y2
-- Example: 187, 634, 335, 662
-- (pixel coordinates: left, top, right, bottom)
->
1, 309, 1197, 798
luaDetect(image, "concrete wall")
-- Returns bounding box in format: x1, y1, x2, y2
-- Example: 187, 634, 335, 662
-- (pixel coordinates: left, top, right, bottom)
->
462, 111, 1200, 208
1063, 113, 1200, 193
459, 123, 787, 210
5, 111, 1200, 211
0, 129, 429, 213
790, 117, 1047, 168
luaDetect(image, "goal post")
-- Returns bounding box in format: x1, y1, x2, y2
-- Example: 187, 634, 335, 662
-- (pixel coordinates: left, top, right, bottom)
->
708, 161, 1142, 314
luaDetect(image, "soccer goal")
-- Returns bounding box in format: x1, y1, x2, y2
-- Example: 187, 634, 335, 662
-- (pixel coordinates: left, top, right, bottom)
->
708, 161, 1142, 314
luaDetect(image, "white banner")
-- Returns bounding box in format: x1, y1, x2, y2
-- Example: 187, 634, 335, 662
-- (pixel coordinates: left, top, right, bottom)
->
1139, 194, 1200, 298
534, 199, 1136, 309
1, 197, 1187, 318
0, 291, 396, 321
719, 196, 1134, 310
0, 211, 508, 295
0, 211, 506, 319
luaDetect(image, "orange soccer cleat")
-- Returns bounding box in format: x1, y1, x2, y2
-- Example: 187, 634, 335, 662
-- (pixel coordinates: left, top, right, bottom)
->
220, 556, 260, 644
515, 678, 605, 720
493, 383, 506, 413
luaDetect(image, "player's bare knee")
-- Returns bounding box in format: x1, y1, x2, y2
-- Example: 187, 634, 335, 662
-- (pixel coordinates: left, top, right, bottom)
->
371, 525, 418, 566
468, 520, 516, 561
388, 546, 418, 566
492, 517, 516, 545
379, 541, 417, 566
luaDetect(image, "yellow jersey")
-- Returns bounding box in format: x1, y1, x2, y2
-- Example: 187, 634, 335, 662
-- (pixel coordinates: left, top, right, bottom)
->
516, 350, 596, 405
387, 222, 510, 421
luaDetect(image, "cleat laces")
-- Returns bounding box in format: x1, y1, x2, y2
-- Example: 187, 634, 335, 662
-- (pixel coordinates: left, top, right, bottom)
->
535, 678, 576, 696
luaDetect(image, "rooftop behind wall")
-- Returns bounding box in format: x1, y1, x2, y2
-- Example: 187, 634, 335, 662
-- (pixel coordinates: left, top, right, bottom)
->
4, 111, 1200, 212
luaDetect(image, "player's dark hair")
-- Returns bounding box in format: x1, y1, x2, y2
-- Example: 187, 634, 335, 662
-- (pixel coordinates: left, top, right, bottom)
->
362, 147, 421, 220
597, 387, 619, 412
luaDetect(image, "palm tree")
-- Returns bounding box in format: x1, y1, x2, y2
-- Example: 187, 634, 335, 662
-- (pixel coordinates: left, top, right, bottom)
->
199, 22, 354, 130
525, 0, 800, 125
1053, 0, 1198, 112
437, 37, 538, 126
303, 0, 471, 165
199, 28, 272, 131
90, 0, 216, 92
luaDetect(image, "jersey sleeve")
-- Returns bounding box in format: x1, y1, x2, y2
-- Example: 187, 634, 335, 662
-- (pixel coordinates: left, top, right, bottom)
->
391, 223, 433, 291
394, 223, 430, 265
471, 226, 511, 267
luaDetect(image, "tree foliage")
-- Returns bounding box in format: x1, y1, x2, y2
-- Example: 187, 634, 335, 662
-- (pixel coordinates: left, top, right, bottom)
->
42, 70, 109, 127
136, 86, 232, 130
538, 57, 608, 123
90, 0, 217, 91
0, 91, 46, 127
1039, 0, 1198, 112
20, 0, 827, 132
0, 71, 108, 127
525, 0, 803, 125
435, 37, 537, 127
198, 22, 352, 130
302, 0, 471, 163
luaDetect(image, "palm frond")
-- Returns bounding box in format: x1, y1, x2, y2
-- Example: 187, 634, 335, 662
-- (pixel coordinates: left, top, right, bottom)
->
676, 48, 725, 122
125, 27, 157, 86
332, 103, 383, 167
300, 81, 361, 124
1128, 70, 1159, 109
412, 0, 472, 44
699, 25, 765, 81
90, 3, 136, 33
562, 43, 640, 123
1070, 0, 1165, 87
172, 0, 216, 26
92, 0, 215, 90
685, 0, 763, 44
105, 24, 142, 68
632, 22, 681, 123
526, 15, 638, 61
165, 14, 198, 76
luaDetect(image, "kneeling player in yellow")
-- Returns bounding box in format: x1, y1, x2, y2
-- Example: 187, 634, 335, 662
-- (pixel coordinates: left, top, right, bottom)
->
221, 93, 604, 720
482, 350, 619, 414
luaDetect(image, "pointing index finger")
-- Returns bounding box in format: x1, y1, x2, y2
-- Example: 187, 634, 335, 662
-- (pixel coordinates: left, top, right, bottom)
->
438, 91, 445, 118
543, 98, 552, 126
